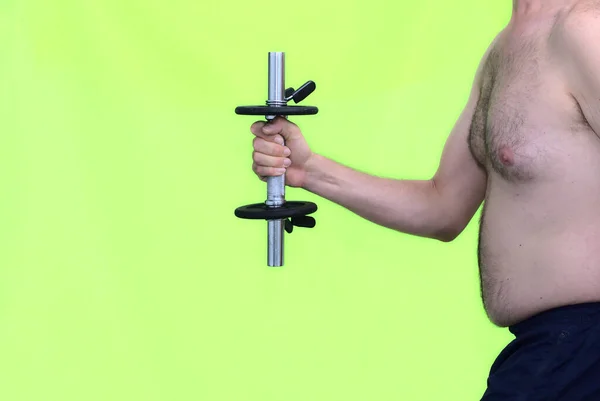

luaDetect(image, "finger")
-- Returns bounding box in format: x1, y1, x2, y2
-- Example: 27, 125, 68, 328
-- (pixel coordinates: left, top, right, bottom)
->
253, 137, 291, 157
250, 120, 266, 135
252, 163, 269, 182
261, 117, 301, 142
253, 163, 286, 178
253, 151, 291, 168
251, 121, 285, 145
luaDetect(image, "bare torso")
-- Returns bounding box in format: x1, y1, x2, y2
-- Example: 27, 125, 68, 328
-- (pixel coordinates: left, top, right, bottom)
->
469, 4, 600, 327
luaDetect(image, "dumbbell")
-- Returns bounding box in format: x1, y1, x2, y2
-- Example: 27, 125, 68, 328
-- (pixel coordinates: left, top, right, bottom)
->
234, 52, 319, 267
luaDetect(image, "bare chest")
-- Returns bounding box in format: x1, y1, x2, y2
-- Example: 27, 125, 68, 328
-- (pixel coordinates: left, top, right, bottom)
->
467, 36, 589, 181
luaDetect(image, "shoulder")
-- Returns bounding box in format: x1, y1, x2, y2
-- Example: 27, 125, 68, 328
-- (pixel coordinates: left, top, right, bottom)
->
555, 2, 600, 134
558, 1, 600, 46
547, 1, 600, 73
475, 30, 505, 76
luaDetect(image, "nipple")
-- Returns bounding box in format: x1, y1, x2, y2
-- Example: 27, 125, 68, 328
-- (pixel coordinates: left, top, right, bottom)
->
498, 146, 514, 166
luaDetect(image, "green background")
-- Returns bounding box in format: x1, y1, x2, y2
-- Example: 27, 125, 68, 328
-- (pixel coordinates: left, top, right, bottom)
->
1, 1, 512, 400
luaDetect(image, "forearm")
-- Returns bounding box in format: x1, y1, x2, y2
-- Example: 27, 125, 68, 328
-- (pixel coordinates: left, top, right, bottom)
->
302, 153, 456, 241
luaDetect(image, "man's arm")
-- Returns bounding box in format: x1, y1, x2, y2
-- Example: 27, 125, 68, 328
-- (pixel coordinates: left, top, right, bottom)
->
560, 12, 600, 134
303, 46, 493, 242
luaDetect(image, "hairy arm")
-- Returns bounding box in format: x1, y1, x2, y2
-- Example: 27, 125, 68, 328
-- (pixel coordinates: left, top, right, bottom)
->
303, 44, 494, 241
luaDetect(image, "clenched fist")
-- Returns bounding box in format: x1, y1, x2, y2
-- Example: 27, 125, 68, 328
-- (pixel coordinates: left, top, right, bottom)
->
250, 116, 313, 188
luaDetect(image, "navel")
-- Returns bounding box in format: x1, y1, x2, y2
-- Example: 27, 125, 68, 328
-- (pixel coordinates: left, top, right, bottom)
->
499, 146, 514, 166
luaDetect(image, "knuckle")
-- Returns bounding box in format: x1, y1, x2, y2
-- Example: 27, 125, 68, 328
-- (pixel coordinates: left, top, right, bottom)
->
285, 119, 297, 130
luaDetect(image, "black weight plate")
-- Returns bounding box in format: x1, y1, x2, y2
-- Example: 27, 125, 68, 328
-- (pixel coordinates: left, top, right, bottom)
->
235, 201, 318, 220
235, 105, 318, 116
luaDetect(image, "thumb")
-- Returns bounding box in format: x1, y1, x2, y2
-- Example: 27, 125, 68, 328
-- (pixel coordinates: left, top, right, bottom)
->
262, 116, 302, 142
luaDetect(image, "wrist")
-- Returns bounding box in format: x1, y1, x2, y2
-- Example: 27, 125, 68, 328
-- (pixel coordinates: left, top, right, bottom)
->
301, 152, 328, 193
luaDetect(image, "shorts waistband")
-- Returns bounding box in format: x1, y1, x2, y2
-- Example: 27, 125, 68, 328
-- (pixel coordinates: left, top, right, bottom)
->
509, 302, 600, 336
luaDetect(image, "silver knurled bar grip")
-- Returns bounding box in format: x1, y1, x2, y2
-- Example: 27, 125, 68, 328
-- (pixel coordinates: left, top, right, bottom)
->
265, 52, 286, 267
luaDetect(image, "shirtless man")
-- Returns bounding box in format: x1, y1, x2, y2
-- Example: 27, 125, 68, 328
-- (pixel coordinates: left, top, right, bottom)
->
249, 0, 600, 398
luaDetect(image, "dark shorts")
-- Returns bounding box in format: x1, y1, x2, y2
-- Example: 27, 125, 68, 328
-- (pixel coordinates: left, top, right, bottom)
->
481, 302, 600, 401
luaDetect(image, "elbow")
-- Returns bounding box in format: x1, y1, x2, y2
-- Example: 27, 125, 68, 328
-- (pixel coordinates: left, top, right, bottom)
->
432, 219, 466, 243
436, 232, 459, 243
434, 230, 459, 243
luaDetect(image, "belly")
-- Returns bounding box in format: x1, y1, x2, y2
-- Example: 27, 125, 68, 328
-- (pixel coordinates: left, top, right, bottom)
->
479, 177, 600, 327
